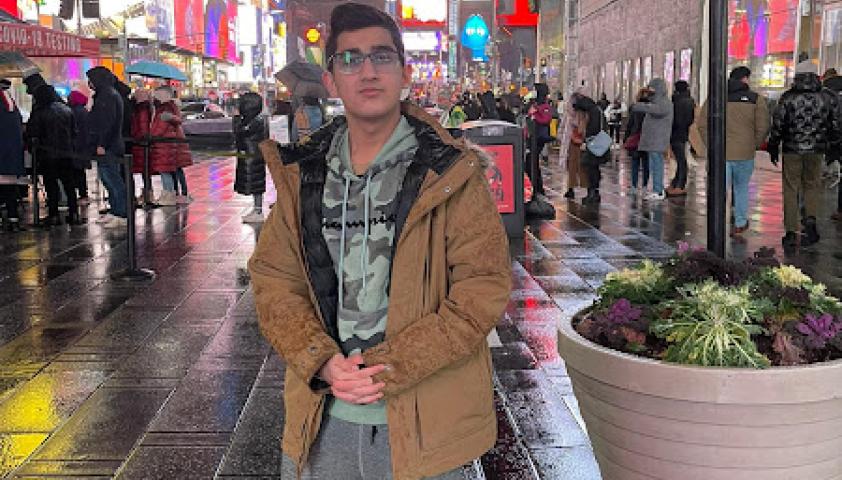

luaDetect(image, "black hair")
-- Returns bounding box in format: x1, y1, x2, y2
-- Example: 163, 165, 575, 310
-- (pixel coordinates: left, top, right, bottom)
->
729, 66, 752, 82
674, 80, 689, 92
326, 2, 405, 71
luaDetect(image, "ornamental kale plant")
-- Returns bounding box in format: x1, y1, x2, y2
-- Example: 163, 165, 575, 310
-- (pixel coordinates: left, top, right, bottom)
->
575, 246, 842, 368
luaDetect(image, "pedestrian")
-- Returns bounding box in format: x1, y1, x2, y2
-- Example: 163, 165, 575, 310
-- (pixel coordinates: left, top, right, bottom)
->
462, 92, 481, 121
249, 3, 511, 479
766, 60, 842, 248
0, 78, 25, 231
233, 92, 267, 223
497, 96, 516, 123
150, 86, 192, 206
130, 88, 155, 203
25, 84, 80, 226
479, 90, 499, 120
294, 96, 325, 139
561, 93, 588, 199
824, 68, 842, 221
68, 90, 92, 206
667, 80, 696, 196
605, 99, 625, 146
597, 92, 610, 112
625, 88, 650, 194
573, 93, 607, 204
86, 66, 128, 228
528, 83, 553, 195
631, 78, 674, 200
698, 66, 770, 237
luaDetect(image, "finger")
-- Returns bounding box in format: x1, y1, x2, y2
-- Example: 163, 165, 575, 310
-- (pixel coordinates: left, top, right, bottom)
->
354, 392, 385, 405
332, 376, 374, 392
342, 382, 386, 399
333, 364, 385, 381
347, 354, 365, 366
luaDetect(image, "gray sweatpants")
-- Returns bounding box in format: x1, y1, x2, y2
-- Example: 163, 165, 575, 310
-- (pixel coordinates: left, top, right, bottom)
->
281, 415, 467, 479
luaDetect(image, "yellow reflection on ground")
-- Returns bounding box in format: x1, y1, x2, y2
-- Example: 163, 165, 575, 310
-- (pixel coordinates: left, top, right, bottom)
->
0, 433, 48, 476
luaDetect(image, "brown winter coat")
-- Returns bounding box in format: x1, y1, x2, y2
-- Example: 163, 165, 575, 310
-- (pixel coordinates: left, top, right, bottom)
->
698, 80, 770, 161
249, 103, 512, 480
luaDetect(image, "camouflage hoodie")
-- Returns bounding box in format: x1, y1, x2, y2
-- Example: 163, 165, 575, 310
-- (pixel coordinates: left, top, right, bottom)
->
322, 116, 419, 424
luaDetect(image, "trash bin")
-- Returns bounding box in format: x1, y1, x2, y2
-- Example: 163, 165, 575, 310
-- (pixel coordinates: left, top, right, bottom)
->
460, 120, 525, 238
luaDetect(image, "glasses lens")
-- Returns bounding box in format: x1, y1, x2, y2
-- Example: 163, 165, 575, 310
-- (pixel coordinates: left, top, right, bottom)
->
338, 51, 365, 73
371, 51, 399, 66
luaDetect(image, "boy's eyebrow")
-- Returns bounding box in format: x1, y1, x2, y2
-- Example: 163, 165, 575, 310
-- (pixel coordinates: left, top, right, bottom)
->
338, 45, 397, 54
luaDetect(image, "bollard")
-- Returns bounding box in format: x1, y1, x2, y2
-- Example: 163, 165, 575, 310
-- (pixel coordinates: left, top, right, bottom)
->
112, 154, 156, 283
141, 135, 159, 209
30, 139, 40, 227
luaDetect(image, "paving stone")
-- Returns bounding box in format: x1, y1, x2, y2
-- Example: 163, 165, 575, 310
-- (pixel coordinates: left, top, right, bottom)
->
115, 446, 226, 480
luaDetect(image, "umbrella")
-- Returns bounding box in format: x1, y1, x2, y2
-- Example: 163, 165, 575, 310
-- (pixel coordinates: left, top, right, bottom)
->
276, 61, 330, 98
126, 61, 188, 82
0, 52, 40, 79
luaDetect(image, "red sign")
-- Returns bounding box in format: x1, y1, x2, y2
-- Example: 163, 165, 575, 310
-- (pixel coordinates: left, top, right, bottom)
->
0, 22, 101, 57
498, 0, 538, 28
482, 144, 516, 214
0, 0, 17, 17
174, 0, 205, 53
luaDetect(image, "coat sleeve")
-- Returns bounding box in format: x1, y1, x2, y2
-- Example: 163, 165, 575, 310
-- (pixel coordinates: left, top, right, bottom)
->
88, 97, 115, 149
633, 98, 671, 118
755, 95, 771, 148
362, 169, 512, 397
248, 192, 342, 392
768, 95, 788, 152
827, 92, 842, 159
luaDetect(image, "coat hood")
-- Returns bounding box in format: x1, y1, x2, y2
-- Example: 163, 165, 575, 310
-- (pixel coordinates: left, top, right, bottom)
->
23, 73, 47, 95
86, 66, 116, 90
33, 84, 60, 107
824, 75, 842, 93
239, 92, 263, 122
792, 73, 823, 92
648, 78, 668, 97
115, 81, 132, 98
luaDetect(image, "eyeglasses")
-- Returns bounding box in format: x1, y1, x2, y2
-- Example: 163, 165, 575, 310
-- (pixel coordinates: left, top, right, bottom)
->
329, 49, 403, 75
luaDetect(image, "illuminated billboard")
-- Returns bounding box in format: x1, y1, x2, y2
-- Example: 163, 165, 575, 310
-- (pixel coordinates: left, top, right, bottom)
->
175, 0, 205, 52
402, 31, 442, 52
399, 0, 446, 28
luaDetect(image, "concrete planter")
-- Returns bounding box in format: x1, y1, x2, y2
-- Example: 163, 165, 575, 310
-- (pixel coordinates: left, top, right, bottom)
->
558, 314, 842, 480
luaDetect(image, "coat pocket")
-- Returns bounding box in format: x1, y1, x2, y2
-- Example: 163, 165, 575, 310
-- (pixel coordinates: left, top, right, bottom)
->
415, 348, 494, 451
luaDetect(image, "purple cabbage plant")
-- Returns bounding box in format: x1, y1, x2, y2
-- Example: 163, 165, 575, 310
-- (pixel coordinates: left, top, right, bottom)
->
796, 313, 842, 349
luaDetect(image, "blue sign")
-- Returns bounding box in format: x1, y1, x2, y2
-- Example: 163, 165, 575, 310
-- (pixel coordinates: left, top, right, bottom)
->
461, 15, 489, 62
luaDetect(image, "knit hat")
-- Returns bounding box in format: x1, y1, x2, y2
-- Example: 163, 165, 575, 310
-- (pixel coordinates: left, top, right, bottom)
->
795, 60, 818, 75
68, 90, 88, 107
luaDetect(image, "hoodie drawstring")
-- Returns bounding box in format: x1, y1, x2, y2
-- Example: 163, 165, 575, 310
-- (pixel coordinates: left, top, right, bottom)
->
338, 177, 351, 311
361, 171, 372, 291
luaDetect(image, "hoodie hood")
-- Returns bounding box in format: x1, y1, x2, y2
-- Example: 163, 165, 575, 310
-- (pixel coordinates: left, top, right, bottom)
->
68, 90, 88, 107
824, 75, 842, 94
648, 78, 668, 97
115, 81, 132, 98
86, 66, 116, 90
792, 72, 823, 92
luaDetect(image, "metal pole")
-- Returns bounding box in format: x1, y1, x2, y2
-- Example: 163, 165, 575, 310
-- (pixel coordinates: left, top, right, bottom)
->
31, 140, 39, 226
112, 155, 156, 282
707, 0, 727, 257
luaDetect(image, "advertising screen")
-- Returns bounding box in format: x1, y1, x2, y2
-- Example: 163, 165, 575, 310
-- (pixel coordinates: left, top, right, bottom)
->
205, 0, 231, 60
403, 31, 441, 52
482, 145, 515, 214
399, 0, 446, 28
227, 0, 238, 62
175, 0, 205, 52
768, 0, 797, 54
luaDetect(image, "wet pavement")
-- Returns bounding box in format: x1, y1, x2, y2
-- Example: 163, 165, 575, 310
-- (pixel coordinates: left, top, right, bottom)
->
0, 148, 839, 479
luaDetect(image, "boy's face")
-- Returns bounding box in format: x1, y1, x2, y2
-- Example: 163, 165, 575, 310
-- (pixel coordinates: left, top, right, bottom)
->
323, 26, 411, 121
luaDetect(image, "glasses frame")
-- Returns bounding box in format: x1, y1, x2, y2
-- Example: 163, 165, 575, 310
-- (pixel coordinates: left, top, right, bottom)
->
328, 48, 405, 75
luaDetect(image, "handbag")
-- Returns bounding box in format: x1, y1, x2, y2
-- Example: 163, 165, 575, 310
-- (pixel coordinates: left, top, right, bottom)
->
623, 132, 641, 151
586, 130, 613, 157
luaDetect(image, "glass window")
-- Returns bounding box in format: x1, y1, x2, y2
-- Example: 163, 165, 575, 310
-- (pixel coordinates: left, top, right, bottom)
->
821, 5, 842, 72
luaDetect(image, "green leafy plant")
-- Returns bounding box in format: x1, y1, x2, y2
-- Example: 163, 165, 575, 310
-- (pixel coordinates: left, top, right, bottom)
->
598, 260, 671, 306
650, 281, 771, 368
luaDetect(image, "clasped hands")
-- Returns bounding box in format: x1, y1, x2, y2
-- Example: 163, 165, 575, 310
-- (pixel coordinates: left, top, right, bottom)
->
319, 353, 387, 405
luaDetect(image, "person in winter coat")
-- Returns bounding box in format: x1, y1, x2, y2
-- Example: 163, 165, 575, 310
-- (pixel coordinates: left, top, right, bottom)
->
496, 96, 517, 123
25, 84, 80, 225
667, 80, 696, 196
766, 60, 842, 248
479, 90, 499, 120
573, 94, 607, 204
68, 90, 92, 203
115, 81, 134, 144
86, 66, 127, 228
561, 93, 588, 199
461, 92, 481, 121
22, 73, 46, 96
631, 78, 674, 200
824, 69, 842, 221
698, 66, 770, 237
597, 92, 610, 112
251, 5, 511, 479
528, 83, 553, 196
625, 88, 651, 193
233, 92, 267, 223
0, 78, 25, 231
150, 86, 192, 206
130, 88, 155, 202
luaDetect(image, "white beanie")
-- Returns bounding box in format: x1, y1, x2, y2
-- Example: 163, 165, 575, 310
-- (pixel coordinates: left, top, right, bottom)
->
795, 60, 818, 75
